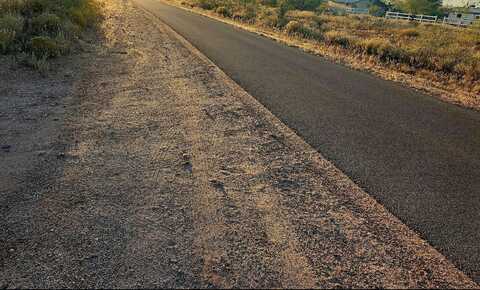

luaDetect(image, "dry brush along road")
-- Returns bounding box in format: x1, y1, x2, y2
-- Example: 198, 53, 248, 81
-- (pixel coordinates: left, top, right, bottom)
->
0, 0, 478, 288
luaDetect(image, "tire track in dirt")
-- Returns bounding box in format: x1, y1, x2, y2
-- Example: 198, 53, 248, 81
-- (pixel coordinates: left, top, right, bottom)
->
168, 75, 297, 287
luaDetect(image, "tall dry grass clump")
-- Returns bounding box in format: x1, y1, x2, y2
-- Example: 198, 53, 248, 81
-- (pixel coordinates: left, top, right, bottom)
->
0, 0, 102, 69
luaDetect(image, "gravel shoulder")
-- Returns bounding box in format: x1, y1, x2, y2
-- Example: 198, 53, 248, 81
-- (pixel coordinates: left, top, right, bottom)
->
0, 0, 478, 288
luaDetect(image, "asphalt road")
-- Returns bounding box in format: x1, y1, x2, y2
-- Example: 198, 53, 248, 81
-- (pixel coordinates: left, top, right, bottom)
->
134, 0, 480, 281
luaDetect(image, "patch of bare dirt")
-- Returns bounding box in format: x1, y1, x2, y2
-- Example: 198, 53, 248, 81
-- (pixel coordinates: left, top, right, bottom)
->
0, 0, 478, 288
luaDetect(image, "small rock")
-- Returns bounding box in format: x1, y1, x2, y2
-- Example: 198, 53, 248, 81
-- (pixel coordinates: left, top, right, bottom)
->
210, 179, 226, 193
182, 162, 193, 174
1, 145, 11, 151
8, 248, 14, 253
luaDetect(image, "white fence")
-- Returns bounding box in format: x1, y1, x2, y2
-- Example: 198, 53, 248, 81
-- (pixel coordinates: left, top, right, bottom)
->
385, 11, 438, 23
345, 7, 369, 15
443, 17, 469, 26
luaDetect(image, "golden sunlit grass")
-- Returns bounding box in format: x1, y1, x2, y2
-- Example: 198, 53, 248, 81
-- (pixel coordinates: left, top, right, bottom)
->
0, 0, 103, 69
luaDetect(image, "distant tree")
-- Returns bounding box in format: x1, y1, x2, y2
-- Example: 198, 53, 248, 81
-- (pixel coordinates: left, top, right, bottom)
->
369, 0, 388, 15
302, 0, 325, 10
369, 4, 383, 15
393, 0, 441, 15
260, 0, 277, 6
315, 1, 330, 13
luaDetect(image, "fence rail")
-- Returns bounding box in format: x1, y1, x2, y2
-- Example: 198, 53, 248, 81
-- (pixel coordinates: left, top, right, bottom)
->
345, 7, 369, 15
385, 11, 438, 23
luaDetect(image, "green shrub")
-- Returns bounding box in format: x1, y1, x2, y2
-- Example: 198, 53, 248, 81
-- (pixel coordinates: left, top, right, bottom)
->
260, 0, 277, 6
66, 0, 102, 29
31, 13, 61, 33
257, 7, 278, 27
30, 35, 61, 57
0, 13, 24, 33
0, 30, 15, 53
0, 0, 26, 13
0, 0, 102, 68
0, 13, 24, 52
195, 0, 216, 10
243, 4, 257, 21
215, 6, 231, 17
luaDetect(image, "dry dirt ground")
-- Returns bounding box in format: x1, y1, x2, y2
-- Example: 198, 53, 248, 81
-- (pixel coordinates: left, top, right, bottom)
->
0, 0, 478, 288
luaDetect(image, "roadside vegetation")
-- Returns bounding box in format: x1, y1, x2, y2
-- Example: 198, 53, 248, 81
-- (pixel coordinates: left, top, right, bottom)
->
176, 0, 480, 101
0, 0, 102, 70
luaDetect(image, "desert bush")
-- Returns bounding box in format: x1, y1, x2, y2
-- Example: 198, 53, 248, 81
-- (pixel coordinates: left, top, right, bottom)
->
31, 12, 61, 34
0, 13, 24, 32
0, 0, 25, 13
71, 0, 103, 28
215, 6, 231, 17
0, 0, 102, 66
232, 4, 257, 22
30, 35, 60, 57
0, 30, 15, 52
324, 30, 356, 48
454, 53, 480, 81
194, 0, 216, 10
358, 37, 406, 62
0, 13, 24, 52
257, 7, 278, 27
284, 20, 301, 34
259, 0, 276, 6
284, 19, 322, 39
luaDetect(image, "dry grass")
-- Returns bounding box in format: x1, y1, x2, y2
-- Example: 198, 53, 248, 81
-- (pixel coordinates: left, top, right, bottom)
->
0, 0, 103, 67
170, 0, 480, 110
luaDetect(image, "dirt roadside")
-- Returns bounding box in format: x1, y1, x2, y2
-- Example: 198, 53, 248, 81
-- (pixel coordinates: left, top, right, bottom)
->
0, 0, 478, 288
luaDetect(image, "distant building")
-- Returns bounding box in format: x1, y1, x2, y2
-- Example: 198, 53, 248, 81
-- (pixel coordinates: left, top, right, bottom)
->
445, 7, 480, 25
442, 0, 480, 8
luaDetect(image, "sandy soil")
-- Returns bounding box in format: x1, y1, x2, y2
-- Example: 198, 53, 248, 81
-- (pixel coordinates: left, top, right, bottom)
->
0, 0, 478, 288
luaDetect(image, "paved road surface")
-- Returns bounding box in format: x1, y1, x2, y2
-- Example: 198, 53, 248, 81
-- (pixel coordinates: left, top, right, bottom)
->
134, 0, 480, 281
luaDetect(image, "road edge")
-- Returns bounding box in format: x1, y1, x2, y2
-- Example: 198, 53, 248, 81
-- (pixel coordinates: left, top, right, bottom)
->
134, 1, 478, 286
159, 0, 480, 112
